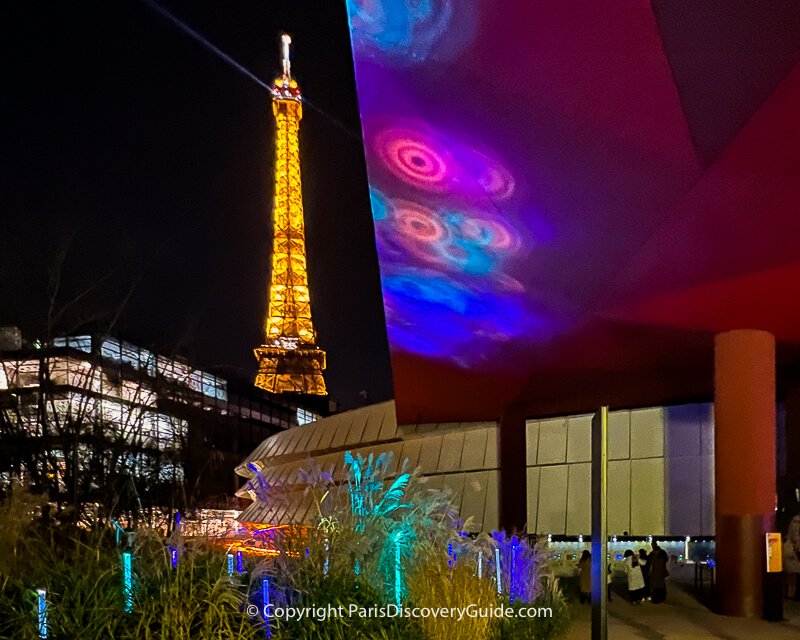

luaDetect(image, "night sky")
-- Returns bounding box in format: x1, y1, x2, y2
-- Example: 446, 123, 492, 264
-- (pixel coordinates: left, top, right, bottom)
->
1, 0, 393, 408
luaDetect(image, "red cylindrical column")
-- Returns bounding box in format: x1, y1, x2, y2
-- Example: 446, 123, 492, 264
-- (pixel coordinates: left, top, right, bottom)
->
714, 330, 776, 617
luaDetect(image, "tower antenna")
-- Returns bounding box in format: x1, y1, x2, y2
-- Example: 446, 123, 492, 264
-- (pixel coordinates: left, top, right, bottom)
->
280, 33, 292, 82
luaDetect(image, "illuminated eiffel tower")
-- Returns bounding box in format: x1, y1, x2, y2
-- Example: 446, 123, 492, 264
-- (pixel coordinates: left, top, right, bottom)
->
254, 34, 327, 396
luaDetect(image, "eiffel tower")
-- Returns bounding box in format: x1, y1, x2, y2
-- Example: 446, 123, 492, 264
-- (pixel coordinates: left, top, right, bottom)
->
254, 34, 326, 396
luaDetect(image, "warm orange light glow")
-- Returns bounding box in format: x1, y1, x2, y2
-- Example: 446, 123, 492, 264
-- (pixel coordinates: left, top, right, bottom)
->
254, 38, 327, 396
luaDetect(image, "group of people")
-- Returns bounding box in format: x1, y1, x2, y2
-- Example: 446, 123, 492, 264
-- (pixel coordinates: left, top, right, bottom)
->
784, 514, 800, 599
577, 542, 670, 605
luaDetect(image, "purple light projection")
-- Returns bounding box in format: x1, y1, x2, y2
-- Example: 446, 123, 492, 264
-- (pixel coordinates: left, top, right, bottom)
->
346, 0, 756, 422
353, 106, 545, 366
346, 0, 477, 66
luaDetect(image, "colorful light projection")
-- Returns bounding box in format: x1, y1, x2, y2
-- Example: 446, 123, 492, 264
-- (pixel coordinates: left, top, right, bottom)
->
347, 0, 476, 66
350, 106, 552, 367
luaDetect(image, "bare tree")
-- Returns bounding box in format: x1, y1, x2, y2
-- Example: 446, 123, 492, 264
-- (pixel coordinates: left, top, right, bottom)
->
0, 244, 186, 528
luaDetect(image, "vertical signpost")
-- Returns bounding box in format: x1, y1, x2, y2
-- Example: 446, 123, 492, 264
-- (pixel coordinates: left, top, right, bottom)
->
764, 532, 783, 621
591, 406, 609, 640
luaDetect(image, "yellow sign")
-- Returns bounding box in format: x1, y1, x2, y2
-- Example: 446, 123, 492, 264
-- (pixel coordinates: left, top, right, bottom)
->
766, 532, 782, 573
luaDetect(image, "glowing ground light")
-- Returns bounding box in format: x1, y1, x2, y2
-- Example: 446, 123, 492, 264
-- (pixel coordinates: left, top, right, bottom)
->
227, 553, 234, 578
495, 548, 502, 595
236, 550, 244, 573
477, 550, 483, 579
169, 546, 178, 568
122, 551, 133, 613
36, 588, 47, 639
375, 128, 453, 192
262, 577, 271, 638
510, 538, 518, 604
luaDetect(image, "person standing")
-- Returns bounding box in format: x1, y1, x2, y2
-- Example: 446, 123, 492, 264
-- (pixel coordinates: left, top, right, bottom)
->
787, 514, 800, 601
624, 550, 645, 604
578, 550, 592, 603
638, 548, 651, 601
648, 541, 669, 603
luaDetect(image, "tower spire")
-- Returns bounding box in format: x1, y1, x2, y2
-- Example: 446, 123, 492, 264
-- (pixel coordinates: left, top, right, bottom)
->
254, 34, 327, 396
280, 33, 292, 82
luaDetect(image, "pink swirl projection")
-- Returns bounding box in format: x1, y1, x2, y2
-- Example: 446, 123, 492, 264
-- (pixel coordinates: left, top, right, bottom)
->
392, 200, 449, 243
374, 128, 453, 192
457, 215, 521, 253
390, 200, 451, 266
478, 162, 515, 200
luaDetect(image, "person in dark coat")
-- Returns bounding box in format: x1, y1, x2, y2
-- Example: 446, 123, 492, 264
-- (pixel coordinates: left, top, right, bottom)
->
578, 550, 592, 603
648, 541, 669, 603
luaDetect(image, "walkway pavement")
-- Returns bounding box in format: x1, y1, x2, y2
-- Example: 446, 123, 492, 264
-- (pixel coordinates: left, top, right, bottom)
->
565, 584, 800, 639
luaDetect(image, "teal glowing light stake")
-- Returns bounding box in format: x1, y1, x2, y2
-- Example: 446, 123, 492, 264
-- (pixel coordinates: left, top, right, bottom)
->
261, 577, 271, 638
395, 533, 402, 608
323, 539, 330, 576
226, 553, 234, 579
35, 588, 47, 638
495, 548, 502, 595
122, 551, 134, 613
478, 550, 483, 579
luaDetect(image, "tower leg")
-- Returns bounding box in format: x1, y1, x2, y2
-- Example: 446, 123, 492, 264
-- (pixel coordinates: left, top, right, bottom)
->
714, 330, 776, 617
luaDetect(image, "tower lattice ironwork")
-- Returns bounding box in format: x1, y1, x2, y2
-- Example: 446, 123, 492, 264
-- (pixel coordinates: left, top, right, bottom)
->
254, 34, 327, 396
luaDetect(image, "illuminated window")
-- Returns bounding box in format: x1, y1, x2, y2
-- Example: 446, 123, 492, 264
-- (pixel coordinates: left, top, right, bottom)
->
157, 356, 190, 382
100, 338, 121, 361
52, 336, 92, 353
296, 407, 317, 425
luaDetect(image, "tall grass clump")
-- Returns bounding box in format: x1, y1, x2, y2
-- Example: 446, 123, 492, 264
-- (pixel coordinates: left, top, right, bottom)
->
0, 451, 572, 640
407, 545, 499, 640
0, 484, 260, 640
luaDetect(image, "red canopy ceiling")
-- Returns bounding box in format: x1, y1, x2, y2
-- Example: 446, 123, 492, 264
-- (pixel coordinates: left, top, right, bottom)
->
346, 0, 800, 422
